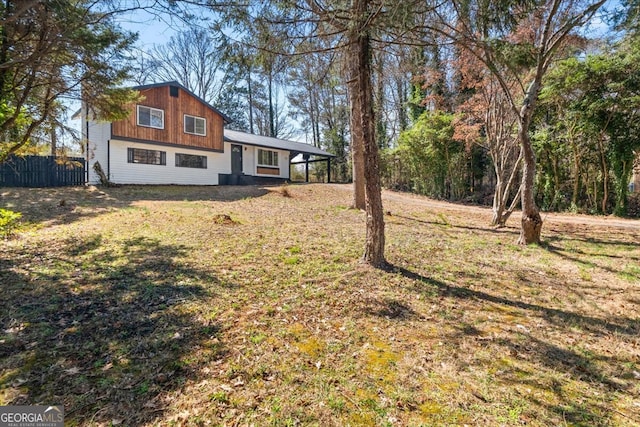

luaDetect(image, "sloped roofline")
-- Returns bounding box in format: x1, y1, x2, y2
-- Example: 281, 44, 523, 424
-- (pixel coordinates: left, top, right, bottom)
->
131, 81, 234, 124
71, 81, 235, 124
224, 128, 335, 158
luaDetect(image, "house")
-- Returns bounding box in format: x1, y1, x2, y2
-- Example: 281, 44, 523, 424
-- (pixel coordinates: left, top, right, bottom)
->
79, 81, 333, 186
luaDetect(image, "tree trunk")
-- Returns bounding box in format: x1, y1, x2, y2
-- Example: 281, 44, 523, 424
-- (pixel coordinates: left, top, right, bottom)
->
517, 125, 542, 244
489, 133, 522, 227
50, 127, 57, 156
348, 0, 385, 267
491, 182, 505, 226
268, 72, 275, 137
597, 132, 609, 213
571, 139, 580, 208
350, 80, 366, 210
248, 70, 254, 134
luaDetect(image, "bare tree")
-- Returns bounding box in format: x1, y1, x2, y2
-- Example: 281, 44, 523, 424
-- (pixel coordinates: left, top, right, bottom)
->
429, 0, 607, 244
209, 0, 439, 266
454, 53, 522, 226
147, 28, 231, 104
0, 0, 138, 162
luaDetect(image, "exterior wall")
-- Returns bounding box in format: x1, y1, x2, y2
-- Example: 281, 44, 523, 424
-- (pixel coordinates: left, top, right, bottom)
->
112, 85, 225, 151
108, 139, 230, 185
250, 146, 290, 179
86, 121, 111, 185
81, 84, 296, 185
239, 143, 254, 176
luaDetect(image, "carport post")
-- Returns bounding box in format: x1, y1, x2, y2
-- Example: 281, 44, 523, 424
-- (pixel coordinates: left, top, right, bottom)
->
304, 154, 310, 183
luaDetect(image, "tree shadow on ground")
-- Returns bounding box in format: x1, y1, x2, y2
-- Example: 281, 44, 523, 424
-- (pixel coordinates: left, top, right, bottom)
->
393, 265, 639, 336
0, 184, 270, 229
383, 264, 639, 425
542, 241, 640, 280
544, 224, 640, 250
390, 213, 520, 236
0, 234, 235, 425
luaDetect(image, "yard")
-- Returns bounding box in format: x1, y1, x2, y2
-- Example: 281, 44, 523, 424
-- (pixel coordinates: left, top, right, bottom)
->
1, 183, 639, 426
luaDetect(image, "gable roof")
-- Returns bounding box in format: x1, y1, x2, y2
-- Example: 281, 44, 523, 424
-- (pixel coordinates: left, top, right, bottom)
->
70, 81, 234, 123
223, 129, 335, 158
132, 81, 234, 124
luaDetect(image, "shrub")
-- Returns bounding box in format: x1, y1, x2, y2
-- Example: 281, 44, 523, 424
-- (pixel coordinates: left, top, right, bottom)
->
627, 193, 640, 218
0, 208, 22, 238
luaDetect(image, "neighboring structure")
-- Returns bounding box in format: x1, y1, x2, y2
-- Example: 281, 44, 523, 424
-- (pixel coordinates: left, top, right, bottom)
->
78, 81, 333, 186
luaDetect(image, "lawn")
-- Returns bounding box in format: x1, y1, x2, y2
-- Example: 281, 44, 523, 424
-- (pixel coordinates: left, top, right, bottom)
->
1, 183, 639, 426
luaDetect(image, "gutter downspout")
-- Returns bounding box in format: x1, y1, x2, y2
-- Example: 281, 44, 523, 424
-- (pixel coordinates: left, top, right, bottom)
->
107, 139, 111, 180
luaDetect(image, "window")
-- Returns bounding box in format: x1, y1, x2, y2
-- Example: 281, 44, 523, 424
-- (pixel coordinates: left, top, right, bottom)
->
257, 149, 279, 167
127, 148, 166, 165
176, 153, 207, 169
184, 115, 206, 136
137, 106, 164, 129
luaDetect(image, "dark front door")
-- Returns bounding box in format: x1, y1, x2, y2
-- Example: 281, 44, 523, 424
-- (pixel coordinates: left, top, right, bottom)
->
231, 144, 243, 175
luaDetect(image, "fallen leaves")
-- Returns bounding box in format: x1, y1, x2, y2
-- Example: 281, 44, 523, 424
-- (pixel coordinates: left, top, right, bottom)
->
1, 184, 639, 426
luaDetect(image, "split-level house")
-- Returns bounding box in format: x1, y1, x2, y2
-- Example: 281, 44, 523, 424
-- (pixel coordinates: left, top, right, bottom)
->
79, 81, 333, 186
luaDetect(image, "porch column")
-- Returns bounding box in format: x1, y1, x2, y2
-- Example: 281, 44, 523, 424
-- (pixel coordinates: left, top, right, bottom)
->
327, 158, 331, 183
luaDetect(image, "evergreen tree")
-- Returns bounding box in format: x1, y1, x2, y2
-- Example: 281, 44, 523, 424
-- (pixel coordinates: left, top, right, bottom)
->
0, 0, 138, 161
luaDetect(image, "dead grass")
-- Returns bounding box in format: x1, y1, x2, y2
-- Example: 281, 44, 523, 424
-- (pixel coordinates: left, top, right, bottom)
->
1, 183, 639, 426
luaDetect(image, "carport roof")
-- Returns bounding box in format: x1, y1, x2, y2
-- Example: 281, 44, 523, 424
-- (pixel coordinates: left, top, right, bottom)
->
223, 129, 335, 158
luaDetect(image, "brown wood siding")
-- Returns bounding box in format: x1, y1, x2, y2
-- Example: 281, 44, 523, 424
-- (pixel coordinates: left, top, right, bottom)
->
257, 166, 280, 176
112, 86, 224, 151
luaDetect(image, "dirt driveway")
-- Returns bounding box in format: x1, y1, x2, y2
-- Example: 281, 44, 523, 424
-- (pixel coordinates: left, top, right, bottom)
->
330, 183, 640, 231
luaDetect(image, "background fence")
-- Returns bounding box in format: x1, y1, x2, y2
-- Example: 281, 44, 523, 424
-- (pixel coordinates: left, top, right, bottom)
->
0, 155, 86, 187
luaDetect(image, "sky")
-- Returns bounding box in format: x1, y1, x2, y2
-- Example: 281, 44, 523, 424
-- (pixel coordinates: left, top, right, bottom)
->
116, 4, 218, 52
118, 9, 181, 50
62, 0, 624, 151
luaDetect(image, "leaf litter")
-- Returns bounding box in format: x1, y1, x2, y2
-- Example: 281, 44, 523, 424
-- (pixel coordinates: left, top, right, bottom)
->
0, 183, 639, 426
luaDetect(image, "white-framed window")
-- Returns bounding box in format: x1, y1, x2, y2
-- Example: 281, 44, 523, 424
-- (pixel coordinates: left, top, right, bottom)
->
257, 149, 279, 167
184, 114, 206, 136
137, 105, 164, 129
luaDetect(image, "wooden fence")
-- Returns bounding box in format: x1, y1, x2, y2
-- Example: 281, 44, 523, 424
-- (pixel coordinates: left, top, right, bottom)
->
0, 155, 86, 187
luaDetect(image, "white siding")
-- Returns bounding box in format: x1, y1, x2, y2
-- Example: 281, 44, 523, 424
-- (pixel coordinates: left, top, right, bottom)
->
86, 121, 111, 185
235, 143, 254, 175
84, 118, 293, 185
109, 140, 229, 185
252, 146, 290, 179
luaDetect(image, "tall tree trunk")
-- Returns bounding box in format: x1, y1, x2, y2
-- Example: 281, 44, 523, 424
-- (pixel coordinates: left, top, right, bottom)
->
0, 0, 11, 99
50, 127, 57, 156
350, 86, 366, 209
247, 70, 254, 134
516, 79, 543, 245
517, 124, 542, 244
268, 73, 275, 137
348, 0, 385, 267
571, 139, 580, 208
396, 77, 408, 132
597, 132, 609, 213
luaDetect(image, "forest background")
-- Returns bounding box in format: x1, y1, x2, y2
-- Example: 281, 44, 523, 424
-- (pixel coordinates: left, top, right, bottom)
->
1, 0, 639, 223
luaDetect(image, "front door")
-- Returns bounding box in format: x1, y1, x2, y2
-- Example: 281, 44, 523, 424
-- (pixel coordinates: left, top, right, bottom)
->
231, 144, 243, 175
